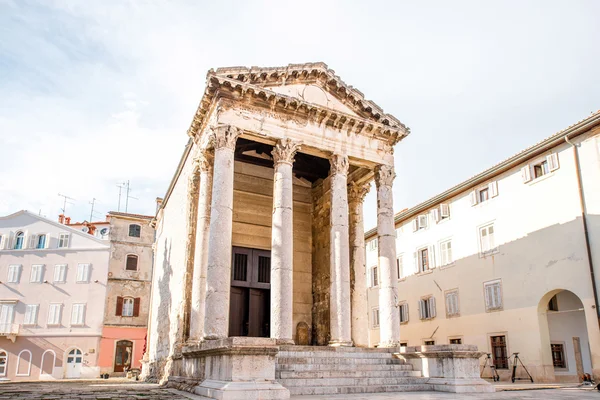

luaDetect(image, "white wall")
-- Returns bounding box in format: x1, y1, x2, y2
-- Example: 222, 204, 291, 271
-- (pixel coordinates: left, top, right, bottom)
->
366, 129, 600, 381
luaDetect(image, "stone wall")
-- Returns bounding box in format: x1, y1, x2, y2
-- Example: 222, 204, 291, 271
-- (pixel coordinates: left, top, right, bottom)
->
311, 177, 331, 345
231, 161, 313, 342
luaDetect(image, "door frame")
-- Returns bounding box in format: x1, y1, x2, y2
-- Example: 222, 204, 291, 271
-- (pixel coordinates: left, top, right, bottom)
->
64, 347, 83, 379
113, 339, 134, 372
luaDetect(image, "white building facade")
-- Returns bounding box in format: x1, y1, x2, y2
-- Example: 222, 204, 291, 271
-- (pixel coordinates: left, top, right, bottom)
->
0, 211, 110, 380
366, 111, 600, 383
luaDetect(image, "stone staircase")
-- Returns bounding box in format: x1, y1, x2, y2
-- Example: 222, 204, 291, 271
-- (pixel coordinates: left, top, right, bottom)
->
276, 345, 432, 396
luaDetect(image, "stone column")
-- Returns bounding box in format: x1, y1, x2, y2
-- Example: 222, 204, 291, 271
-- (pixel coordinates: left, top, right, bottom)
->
375, 164, 400, 347
348, 181, 370, 347
270, 138, 300, 343
189, 149, 214, 342
329, 154, 353, 346
203, 125, 240, 340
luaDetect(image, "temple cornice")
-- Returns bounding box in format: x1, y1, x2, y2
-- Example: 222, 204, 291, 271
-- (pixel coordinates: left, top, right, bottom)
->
186, 72, 410, 146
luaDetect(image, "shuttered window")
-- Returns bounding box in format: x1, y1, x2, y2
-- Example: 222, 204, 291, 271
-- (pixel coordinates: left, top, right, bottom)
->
117, 297, 140, 317
7, 265, 21, 283
30, 265, 44, 283
479, 224, 496, 254
484, 280, 503, 311
76, 264, 90, 283
440, 240, 453, 266
397, 255, 405, 279
522, 153, 559, 183
399, 303, 409, 323
47, 304, 62, 325
129, 224, 141, 238
418, 296, 436, 320
58, 233, 70, 249
126, 255, 138, 271
370, 266, 378, 287
445, 290, 460, 317
71, 303, 86, 325
470, 181, 498, 206
54, 265, 67, 283
23, 305, 39, 325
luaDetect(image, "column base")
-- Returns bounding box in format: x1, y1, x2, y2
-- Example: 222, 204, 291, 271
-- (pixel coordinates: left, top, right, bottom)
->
195, 380, 290, 400
328, 340, 353, 347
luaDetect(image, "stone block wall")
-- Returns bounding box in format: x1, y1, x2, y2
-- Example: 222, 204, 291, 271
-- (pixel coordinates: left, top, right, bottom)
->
311, 177, 331, 345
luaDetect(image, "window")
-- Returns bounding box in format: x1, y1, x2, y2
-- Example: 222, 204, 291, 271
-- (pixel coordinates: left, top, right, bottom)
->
0, 303, 16, 332
424, 340, 435, 345
129, 224, 141, 238
24, 304, 39, 326
440, 239, 453, 266
70, 303, 86, 326
432, 204, 451, 223
14, 232, 24, 250
126, 255, 138, 271
58, 233, 70, 248
491, 335, 508, 369
470, 181, 498, 206
479, 223, 497, 254
0, 235, 3, 249
418, 296, 436, 320
445, 290, 460, 317
412, 215, 428, 231
522, 153, 559, 183
416, 247, 430, 272
548, 295, 559, 311
450, 338, 462, 344
370, 266, 378, 287
551, 343, 566, 368
54, 265, 67, 283
7, 265, 21, 283
367, 239, 378, 251
399, 303, 409, 323
116, 297, 140, 317
371, 308, 380, 328
76, 264, 90, 283
400, 342, 408, 347
36, 234, 46, 249
47, 304, 62, 325
397, 255, 405, 279
484, 280, 503, 311
30, 265, 44, 283
0, 350, 6, 377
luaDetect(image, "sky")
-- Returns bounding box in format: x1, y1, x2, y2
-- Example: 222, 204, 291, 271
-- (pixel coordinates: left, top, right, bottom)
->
1, 0, 599, 230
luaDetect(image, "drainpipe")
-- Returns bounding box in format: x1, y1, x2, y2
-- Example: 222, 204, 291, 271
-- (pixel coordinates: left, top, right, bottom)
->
565, 136, 600, 329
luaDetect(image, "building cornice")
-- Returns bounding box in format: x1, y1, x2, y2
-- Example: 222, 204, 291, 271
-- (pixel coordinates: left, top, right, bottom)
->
187, 72, 409, 146
365, 110, 600, 240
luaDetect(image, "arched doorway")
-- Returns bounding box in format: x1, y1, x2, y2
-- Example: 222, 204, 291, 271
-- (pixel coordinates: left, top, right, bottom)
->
65, 348, 82, 378
539, 290, 592, 382
114, 340, 133, 372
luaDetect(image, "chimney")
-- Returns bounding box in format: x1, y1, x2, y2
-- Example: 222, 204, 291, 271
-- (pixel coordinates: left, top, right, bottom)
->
58, 214, 65, 224
65, 216, 71, 224
88, 224, 96, 235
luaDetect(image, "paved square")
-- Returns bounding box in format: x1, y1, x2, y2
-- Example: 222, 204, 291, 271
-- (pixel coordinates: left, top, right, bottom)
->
0, 381, 598, 400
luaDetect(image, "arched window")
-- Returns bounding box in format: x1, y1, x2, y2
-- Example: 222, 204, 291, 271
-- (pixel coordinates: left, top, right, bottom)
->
126, 255, 138, 271
128, 224, 141, 238
0, 350, 7, 376
36, 234, 47, 249
14, 232, 24, 250
16, 349, 32, 376
116, 296, 140, 317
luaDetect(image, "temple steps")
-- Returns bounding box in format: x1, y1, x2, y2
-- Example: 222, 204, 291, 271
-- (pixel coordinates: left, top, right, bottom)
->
276, 346, 431, 396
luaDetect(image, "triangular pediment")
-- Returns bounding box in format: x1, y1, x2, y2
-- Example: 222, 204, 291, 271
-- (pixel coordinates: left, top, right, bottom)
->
213, 63, 402, 128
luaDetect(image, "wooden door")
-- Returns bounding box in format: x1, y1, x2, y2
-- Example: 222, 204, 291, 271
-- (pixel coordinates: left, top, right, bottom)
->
114, 340, 133, 373
229, 287, 249, 337
249, 289, 270, 337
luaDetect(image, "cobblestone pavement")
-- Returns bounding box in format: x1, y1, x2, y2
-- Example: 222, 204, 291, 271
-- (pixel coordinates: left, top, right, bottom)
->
0, 381, 599, 400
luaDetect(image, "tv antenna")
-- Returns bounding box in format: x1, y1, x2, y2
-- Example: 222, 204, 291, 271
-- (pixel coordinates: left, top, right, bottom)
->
89, 198, 103, 221
58, 193, 76, 215
117, 181, 138, 212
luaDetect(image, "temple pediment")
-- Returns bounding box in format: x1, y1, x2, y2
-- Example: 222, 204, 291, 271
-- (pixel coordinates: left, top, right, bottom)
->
213, 63, 403, 129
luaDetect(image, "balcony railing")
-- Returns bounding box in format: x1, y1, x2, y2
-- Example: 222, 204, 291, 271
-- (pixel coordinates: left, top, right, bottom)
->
0, 323, 19, 342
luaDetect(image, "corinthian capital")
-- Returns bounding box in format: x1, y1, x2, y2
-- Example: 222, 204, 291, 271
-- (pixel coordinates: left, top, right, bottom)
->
213, 125, 240, 151
374, 164, 395, 188
348, 181, 370, 204
330, 154, 349, 176
194, 148, 215, 173
272, 138, 301, 166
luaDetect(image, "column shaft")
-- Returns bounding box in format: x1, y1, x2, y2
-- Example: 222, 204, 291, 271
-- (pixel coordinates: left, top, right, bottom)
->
190, 150, 213, 341
203, 126, 240, 340
375, 164, 400, 347
348, 181, 370, 347
329, 154, 353, 346
270, 139, 300, 342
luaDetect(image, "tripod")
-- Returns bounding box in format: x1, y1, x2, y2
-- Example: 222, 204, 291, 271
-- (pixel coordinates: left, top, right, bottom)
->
481, 353, 500, 382
510, 353, 534, 383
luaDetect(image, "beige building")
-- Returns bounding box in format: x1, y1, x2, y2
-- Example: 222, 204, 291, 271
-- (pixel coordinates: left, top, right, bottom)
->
366, 110, 600, 383
0, 211, 110, 380
143, 63, 494, 399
